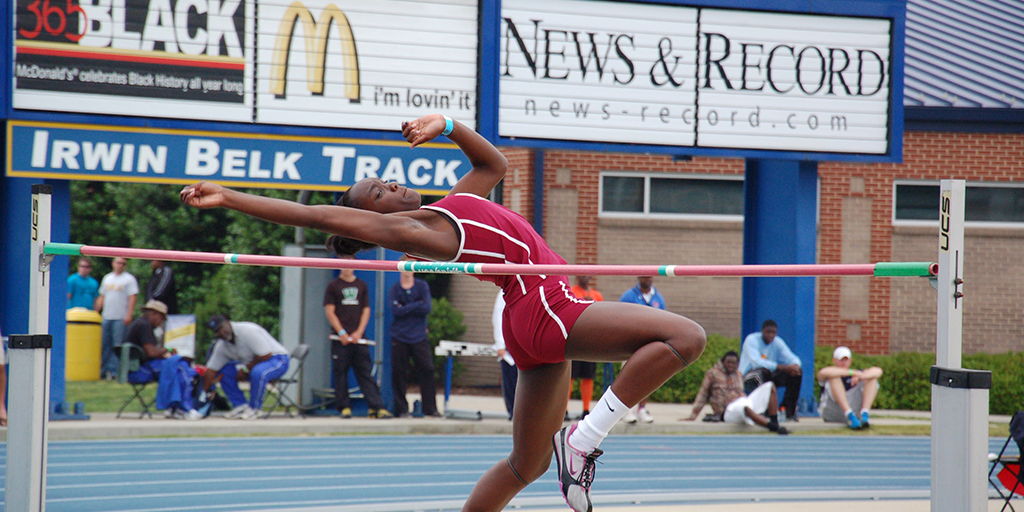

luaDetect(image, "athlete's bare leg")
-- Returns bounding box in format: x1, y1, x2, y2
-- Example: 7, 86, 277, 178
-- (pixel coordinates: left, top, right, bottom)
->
564, 302, 706, 406
461, 362, 571, 512
460, 302, 705, 512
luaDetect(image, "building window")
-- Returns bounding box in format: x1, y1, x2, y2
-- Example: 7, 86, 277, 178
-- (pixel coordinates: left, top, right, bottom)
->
894, 182, 1024, 226
600, 173, 744, 219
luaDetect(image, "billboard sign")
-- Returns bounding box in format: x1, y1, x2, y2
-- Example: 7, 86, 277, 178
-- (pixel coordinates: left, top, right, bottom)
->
6, 120, 472, 193
255, 0, 479, 130
499, 0, 894, 155
13, 0, 255, 122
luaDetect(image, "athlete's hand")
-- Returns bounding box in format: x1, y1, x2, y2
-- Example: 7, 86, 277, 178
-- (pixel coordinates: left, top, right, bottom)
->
180, 182, 227, 209
401, 114, 446, 148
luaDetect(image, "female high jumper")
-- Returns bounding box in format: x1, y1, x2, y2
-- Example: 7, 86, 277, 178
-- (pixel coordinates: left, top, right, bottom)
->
180, 113, 707, 512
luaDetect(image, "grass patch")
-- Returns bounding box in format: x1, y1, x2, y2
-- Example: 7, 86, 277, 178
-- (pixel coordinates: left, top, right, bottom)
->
66, 380, 157, 414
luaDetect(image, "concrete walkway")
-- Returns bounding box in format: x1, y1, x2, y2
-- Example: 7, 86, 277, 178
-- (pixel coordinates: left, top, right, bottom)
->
18, 393, 1012, 441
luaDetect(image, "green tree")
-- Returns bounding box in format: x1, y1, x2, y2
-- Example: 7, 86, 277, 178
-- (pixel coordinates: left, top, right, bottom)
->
70, 182, 335, 362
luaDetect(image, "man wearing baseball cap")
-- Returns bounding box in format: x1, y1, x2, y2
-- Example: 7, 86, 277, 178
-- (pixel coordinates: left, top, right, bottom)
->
124, 300, 202, 420
817, 346, 883, 429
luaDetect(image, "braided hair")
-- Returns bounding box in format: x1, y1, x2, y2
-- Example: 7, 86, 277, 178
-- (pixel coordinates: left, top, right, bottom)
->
325, 188, 379, 256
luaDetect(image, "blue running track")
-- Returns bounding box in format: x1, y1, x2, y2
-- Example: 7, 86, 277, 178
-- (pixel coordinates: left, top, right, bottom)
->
0, 435, 1016, 511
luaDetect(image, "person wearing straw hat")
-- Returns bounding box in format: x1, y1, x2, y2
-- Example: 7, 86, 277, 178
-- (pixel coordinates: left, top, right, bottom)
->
181, 113, 707, 512
124, 300, 202, 420
817, 346, 883, 430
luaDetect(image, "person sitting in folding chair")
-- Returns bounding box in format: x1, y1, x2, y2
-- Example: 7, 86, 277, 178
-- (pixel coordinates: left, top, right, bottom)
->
124, 300, 202, 420
990, 410, 1024, 512
201, 314, 289, 420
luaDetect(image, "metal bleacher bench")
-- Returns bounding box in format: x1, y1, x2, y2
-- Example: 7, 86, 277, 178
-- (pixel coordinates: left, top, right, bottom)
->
434, 340, 508, 420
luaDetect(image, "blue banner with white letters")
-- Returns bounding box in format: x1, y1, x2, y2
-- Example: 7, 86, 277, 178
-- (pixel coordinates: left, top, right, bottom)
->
6, 121, 471, 192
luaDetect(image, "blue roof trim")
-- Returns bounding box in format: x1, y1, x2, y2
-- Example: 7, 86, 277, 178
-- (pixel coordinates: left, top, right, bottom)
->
905, 106, 1024, 132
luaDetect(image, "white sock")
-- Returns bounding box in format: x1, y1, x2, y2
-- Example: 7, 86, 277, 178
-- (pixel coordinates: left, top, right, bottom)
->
569, 388, 629, 453
860, 407, 870, 414
844, 408, 854, 416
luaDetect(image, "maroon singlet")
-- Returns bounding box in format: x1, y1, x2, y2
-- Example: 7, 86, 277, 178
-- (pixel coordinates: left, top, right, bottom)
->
421, 193, 594, 370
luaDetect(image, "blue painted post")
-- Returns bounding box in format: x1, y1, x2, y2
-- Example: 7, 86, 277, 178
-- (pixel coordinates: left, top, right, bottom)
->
741, 160, 818, 416
0, 178, 72, 417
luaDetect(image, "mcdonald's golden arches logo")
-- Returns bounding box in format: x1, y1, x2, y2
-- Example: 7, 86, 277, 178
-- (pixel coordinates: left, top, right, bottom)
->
270, 1, 360, 102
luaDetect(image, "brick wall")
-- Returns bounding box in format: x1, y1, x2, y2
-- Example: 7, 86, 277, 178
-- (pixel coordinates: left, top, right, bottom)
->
819, 131, 1024, 354
448, 131, 1024, 385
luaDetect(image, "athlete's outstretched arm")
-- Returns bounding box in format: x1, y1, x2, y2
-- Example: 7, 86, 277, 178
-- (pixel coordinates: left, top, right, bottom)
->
179, 183, 458, 259
402, 113, 507, 199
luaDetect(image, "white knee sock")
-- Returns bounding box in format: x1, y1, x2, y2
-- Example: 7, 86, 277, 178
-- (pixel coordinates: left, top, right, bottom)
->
569, 388, 629, 453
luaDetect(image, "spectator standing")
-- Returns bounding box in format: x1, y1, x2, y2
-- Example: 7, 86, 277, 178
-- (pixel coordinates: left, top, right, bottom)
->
817, 346, 883, 429
124, 300, 201, 420
202, 314, 290, 420
492, 291, 517, 420
739, 319, 802, 421
146, 261, 177, 314
96, 257, 138, 380
388, 267, 439, 417
323, 254, 392, 419
568, 276, 603, 420
67, 257, 99, 310
682, 351, 787, 434
617, 276, 665, 423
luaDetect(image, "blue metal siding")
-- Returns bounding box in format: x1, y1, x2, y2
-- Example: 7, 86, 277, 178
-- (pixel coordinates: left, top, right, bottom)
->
905, 0, 1024, 108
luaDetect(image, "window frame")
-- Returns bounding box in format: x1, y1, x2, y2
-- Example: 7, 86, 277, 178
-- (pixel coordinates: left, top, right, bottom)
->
892, 180, 1024, 229
598, 171, 745, 221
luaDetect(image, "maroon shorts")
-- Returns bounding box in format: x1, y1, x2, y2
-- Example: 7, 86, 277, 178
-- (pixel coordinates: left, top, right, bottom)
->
501, 278, 594, 371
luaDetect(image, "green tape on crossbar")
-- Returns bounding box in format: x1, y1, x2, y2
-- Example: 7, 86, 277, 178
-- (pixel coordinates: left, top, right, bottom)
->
874, 262, 934, 277
43, 243, 84, 256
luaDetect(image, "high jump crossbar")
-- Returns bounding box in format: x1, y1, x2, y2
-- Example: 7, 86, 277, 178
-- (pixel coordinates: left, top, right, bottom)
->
43, 243, 938, 278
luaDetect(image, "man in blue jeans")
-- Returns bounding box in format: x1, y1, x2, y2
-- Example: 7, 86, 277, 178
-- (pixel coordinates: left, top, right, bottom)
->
96, 257, 138, 380
201, 315, 290, 420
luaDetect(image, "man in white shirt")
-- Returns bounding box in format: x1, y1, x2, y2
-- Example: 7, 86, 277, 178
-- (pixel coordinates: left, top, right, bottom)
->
96, 257, 138, 380
201, 315, 290, 420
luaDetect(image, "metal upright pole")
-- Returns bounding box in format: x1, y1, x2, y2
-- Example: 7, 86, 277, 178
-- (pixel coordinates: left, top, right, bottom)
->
7, 184, 54, 512
935, 179, 965, 369
931, 179, 988, 512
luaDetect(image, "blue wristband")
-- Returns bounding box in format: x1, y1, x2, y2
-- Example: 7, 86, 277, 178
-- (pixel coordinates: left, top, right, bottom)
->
441, 116, 454, 136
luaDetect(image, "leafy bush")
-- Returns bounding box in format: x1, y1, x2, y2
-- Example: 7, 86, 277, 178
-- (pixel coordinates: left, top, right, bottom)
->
586, 328, 1023, 415
813, 345, 1024, 415
427, 297, 467, 379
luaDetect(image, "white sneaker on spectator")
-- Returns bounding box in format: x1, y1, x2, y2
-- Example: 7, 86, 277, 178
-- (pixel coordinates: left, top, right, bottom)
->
239, 407, 262, 420
225, 404, 251, 419
182, 409, 204, 421
637, 406, 654, 424
164, 408, 177, 419
623, 405, 639, 424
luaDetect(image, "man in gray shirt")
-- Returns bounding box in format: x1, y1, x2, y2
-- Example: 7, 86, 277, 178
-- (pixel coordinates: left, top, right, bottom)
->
201, 315, 289, 420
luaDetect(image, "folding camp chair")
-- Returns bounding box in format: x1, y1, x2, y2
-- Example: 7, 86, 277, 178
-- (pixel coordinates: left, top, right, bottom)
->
990, 410, 1024, 511
114, 344, 156, 419
262, 344, 310, 418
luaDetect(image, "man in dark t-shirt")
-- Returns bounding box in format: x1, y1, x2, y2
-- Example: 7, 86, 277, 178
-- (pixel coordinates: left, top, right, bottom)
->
124, 300, 200, 420
323, 254, 390, 419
